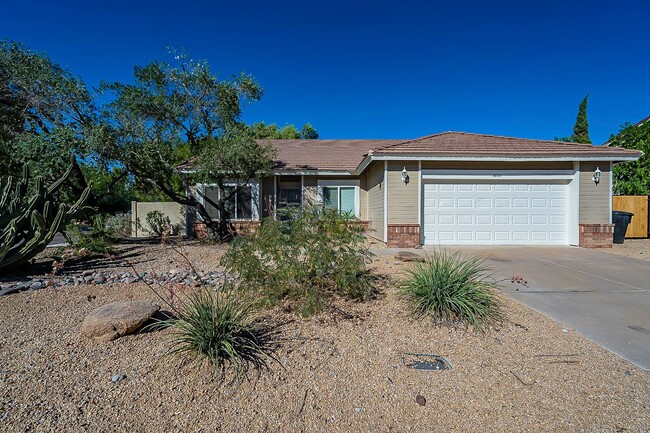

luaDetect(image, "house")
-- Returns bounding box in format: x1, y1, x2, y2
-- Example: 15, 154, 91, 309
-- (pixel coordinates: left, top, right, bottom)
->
196, 131, 642, 248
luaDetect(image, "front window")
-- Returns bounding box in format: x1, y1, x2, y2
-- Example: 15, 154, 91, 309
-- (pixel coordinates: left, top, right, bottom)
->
224, 185, 253, 220
200, 182, 258, 221
322, 186, 356, 214
318, 180, 360, 217
278, 187, 302, 207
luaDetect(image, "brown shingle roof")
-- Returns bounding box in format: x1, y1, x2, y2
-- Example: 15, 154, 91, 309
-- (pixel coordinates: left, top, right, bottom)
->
264, 139, 402, 171
263, 132, 641, 172
373, 132, 643, 158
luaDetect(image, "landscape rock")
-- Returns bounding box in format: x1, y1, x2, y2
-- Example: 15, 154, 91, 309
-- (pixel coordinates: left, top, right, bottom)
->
0, 286, 20, 297
394, 251, 426, 262
81, 300, 160, 342
29, 281, 44, 290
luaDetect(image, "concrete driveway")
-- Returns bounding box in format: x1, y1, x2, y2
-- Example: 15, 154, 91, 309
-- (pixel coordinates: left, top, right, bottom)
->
459, 246, 650, 371
378, 245, 650, 371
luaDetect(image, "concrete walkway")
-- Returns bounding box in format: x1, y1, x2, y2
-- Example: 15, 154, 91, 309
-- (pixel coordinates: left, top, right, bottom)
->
374, 245, 650, 371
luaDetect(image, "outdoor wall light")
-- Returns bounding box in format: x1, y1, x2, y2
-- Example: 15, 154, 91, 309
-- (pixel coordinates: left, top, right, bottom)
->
592, 167, 602, 185
401, 167, 410, 184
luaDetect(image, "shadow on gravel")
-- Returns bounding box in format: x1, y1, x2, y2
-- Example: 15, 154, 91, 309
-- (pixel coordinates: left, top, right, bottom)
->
137, 310, 177, 335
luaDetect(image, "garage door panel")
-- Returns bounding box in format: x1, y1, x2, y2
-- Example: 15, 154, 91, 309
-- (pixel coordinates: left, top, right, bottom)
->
531, 198, 547, 207
513, 215, 529, 225
439, 198, 454, 207
551, 199, 565, 208
531, 215, 547, 225
423, 181, 568, 245
438, 214, 454, 224
513, 198, 529, 207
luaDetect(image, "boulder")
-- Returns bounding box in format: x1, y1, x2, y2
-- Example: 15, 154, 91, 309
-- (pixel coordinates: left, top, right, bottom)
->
82, 300, 160, 342
394, 251, 426, 262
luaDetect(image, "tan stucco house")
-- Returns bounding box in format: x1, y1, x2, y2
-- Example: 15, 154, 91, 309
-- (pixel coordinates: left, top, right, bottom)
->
197, 131, 642, 248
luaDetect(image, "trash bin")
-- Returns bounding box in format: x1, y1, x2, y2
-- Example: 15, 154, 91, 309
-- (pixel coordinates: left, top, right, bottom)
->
612, 211, 634, 244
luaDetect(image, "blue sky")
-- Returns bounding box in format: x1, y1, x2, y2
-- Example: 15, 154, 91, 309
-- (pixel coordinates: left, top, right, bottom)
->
3, 0, 649, 143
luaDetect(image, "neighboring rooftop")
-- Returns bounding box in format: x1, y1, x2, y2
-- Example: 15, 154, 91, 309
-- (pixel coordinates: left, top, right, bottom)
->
264, 131, 642, 172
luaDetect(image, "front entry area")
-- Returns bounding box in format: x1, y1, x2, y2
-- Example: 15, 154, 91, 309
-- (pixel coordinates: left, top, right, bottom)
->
422, 180, 569, 245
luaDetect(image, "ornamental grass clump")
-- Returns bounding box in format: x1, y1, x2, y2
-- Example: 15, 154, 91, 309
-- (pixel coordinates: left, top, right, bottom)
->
221, 205, 374, 316
399, 250, 503, 331
155, 286, 281, 379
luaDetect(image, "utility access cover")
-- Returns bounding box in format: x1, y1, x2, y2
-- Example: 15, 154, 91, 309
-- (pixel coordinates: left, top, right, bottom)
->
401, 352, 452, 371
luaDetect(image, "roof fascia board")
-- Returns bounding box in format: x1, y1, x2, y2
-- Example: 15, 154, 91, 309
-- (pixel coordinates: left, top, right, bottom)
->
368, 155, 640, 162
273, 170, 352, 176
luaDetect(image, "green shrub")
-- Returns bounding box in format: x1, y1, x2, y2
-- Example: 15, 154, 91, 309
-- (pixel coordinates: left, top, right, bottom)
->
221, 206, 374, 316
399, 250, 503, 331
145, 210, 171, 237
105, 212, 132, 238
66, 214, 117, 255
155, 287, 280, 378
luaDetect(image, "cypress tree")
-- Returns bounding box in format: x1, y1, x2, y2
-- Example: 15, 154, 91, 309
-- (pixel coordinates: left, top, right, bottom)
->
572, 94, 591, 143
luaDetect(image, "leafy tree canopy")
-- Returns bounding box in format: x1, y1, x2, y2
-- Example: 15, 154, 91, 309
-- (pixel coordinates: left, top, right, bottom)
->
2, 40, 319, 234
248, 121, 319, 139
611, 120, 650, 195
0, 39, 126, 208
555, 94, 591, 143
100, 52, 275, 238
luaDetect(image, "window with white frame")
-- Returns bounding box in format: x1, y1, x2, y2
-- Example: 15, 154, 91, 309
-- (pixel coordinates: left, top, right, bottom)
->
199, 181, 259, 220
317, 180, 360, 217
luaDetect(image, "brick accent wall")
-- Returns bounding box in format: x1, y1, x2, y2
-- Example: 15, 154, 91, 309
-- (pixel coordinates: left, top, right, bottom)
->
387, 224, 420, 248
192, 221, 209, 239
579, 223, 614, 248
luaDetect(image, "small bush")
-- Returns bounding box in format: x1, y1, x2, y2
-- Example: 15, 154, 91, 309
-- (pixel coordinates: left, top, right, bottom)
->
221, 206, 374, 316
66, 215, 117, 255
399, 250, 503, 331
105, 212, 132, 238
154, 287, 280, 378
146, 210, 172, 237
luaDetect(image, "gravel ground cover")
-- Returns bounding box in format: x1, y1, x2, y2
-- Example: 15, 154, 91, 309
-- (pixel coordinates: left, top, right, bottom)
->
0, 241, 648, 432
607, 238, 650, 262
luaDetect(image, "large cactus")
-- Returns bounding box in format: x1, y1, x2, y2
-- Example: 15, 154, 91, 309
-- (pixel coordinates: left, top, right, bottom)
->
0, 155, 92, 271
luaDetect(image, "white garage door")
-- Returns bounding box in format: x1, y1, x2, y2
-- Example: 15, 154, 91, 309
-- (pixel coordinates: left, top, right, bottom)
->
422, 181, 569, 245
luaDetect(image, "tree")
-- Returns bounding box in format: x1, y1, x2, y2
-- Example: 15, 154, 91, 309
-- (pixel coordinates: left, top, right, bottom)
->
101, 53, 275, 239
279, 124, 300, 139
555, 94, 591, 143
572, 94, 591, 144
0, 39, 125, 210
611, 120, 650, 195
250, 121, 280, 139
248, 121, 319, 139
300, 122, 319, 139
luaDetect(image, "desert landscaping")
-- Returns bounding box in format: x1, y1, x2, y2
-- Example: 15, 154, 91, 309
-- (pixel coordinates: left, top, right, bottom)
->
1, 240, 649, 432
